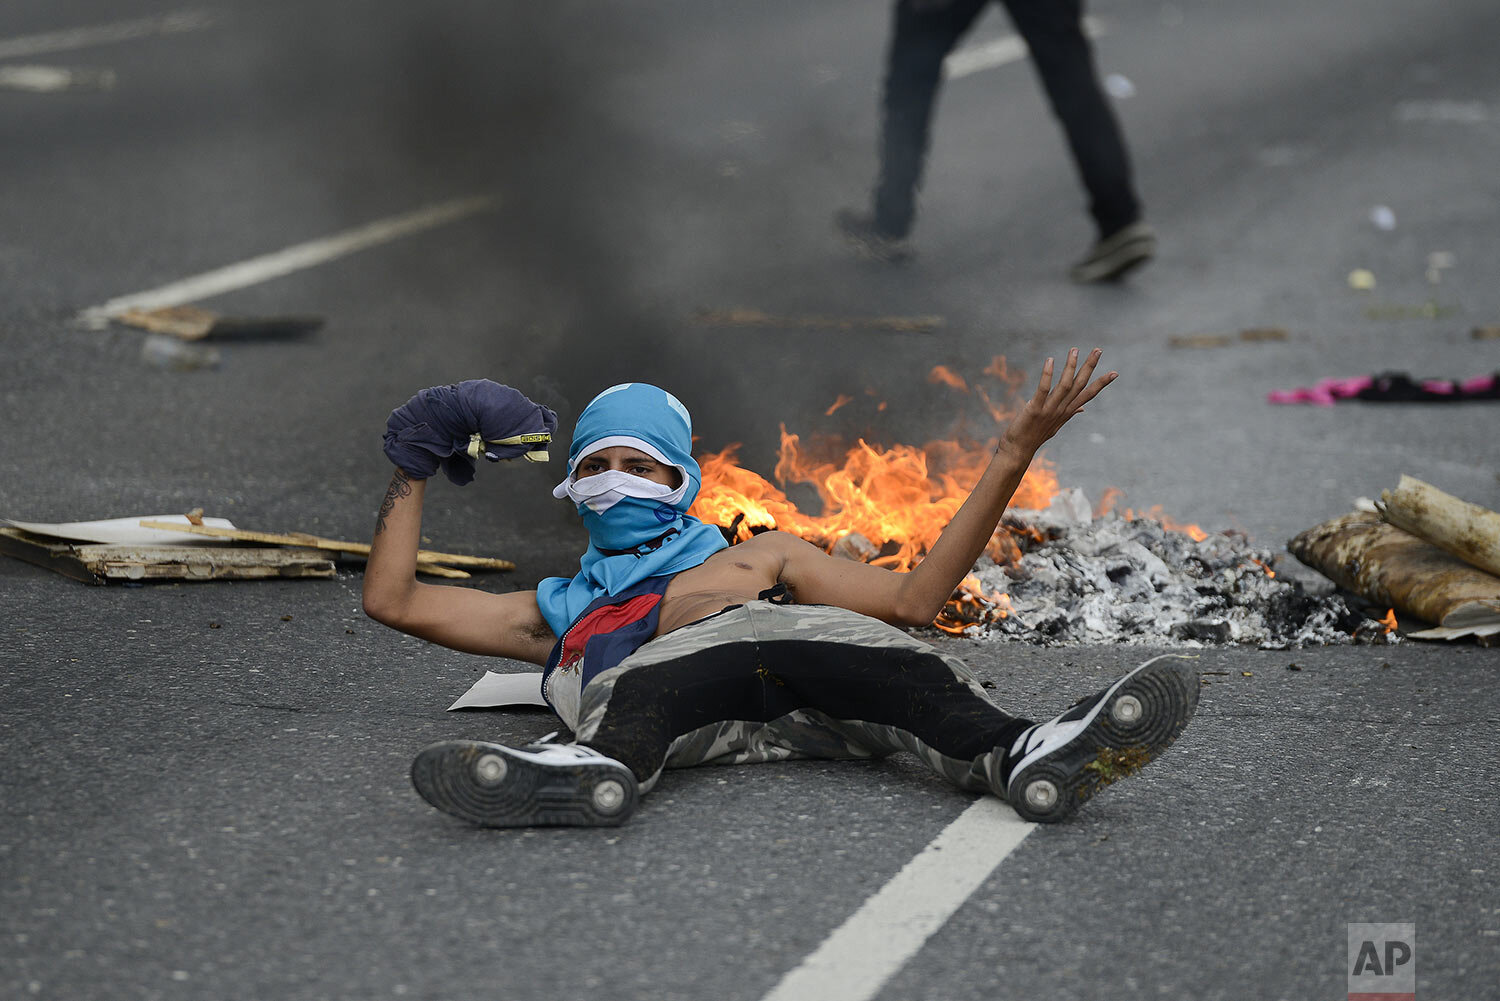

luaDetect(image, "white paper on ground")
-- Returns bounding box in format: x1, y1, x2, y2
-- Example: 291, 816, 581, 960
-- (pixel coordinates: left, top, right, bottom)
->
447, 671, 547, 710
5, 515, 239, 546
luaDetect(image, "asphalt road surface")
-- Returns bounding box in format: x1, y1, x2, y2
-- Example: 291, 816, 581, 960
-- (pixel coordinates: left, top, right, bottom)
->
3, 2, 1498, 999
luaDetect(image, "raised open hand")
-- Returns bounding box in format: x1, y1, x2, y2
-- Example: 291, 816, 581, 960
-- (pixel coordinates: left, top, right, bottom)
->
999, 348, 1117, 457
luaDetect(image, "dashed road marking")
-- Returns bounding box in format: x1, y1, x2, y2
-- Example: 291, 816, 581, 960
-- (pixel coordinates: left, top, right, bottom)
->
945, 17, 1105, 79
759, 797, 1034, 1001
76, 195, 499, 328
0, 9, 216, 61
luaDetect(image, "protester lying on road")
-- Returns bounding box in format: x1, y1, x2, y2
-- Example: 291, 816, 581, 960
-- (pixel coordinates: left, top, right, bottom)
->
362, 349, 1198, 828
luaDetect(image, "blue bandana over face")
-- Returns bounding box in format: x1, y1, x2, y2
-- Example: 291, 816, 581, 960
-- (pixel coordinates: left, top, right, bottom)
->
535, 384, 728, 636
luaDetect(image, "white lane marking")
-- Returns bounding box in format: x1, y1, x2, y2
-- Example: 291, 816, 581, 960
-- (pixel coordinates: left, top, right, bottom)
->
0, 65, 116, 93
76, 195, 499, 328
0, 9, 215, 61
944, 16, 1105, 79
760, 798, 1034, 1001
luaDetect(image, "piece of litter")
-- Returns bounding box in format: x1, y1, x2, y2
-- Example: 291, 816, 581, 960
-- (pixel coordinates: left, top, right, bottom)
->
1239, 327, 1289, 342
691, 308, 945, 333
118, 305, 323, 341
141, 333, 220, 371
0, 528, 333, 584
1369, 205, 1396, 231
1474, 326, 1500, 341
136, 519, 513, 577
1104, 73, 1135, 99
1347, 269, 1377, 291
1268, 372, 1500, 406
1425, 250, 1455, 285
3, 515, 236, 547
1168, 334, 1232, 349
447, 671, 548, 710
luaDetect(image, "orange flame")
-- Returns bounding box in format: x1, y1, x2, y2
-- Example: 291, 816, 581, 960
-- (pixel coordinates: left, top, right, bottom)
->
983, 355, 1028, 393
1378, 608, 1398, 634
927, 366, 968, 392
691, 427, 1058, 574
688, 360, 1213, 632
1123, 504, 1209, 543
1094, 487, 1125, 518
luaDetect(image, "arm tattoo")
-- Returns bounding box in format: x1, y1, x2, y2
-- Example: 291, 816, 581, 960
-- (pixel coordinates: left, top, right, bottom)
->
375, 468, 413, 536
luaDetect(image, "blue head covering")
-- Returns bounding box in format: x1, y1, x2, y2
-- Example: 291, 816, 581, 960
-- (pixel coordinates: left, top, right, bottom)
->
535, 384, 728, 636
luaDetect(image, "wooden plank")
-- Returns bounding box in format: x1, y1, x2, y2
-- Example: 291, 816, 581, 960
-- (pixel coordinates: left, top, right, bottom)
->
137, 520, 512, 570
0, 527, 105, 583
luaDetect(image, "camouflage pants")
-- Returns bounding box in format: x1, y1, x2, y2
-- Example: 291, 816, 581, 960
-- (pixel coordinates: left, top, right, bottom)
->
570, 600, 1031, 796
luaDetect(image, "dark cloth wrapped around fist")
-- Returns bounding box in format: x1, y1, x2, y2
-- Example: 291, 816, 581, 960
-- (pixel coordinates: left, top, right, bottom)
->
384, 380, 558, 484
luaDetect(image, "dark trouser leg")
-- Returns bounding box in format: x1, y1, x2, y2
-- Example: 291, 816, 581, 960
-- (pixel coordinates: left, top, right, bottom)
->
578, 633, 1030, 796
874, 0, 989, 237
1001, 0, 1141, 237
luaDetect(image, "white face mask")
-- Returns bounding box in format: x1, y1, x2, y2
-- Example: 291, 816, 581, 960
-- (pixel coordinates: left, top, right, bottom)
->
563, 468, 687, 514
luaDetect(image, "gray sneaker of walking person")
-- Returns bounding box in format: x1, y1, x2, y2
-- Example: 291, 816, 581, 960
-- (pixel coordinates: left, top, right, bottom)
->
1070, 221, 1156, 283
834, 208, 915, 265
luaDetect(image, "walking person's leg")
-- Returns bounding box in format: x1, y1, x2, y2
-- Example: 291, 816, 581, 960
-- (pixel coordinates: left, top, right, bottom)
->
1002, 0, 1155, 281
837, 0, 989, 260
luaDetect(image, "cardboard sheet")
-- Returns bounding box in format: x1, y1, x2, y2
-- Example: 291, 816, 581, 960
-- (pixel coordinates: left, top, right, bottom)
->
5, 515, 238, 546
447, 671, 547, 710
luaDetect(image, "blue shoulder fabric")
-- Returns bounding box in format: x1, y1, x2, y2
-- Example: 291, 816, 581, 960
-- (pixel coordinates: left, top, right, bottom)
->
535, 383, 728, 636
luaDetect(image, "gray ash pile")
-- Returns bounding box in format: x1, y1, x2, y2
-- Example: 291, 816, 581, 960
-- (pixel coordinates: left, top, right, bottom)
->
957, 489, 1396, 648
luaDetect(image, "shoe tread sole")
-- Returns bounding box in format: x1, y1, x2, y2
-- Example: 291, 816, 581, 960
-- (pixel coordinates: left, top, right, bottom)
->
411, 740, 638, 828
1007, 658, 1198, 823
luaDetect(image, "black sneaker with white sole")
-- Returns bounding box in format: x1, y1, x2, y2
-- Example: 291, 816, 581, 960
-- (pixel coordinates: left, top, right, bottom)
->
1001, 654, 1198, 823
410, 739, 639, 828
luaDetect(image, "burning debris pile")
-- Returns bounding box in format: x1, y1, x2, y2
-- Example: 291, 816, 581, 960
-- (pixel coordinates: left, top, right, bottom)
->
689, 357, 1395, 649
962, 489, 1393, 648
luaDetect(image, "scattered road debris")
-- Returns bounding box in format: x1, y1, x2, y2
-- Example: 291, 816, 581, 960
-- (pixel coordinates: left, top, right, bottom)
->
1363, 300, 1457, 320
1473, 325, 1500, 340
5, 514, 234, 545
1268, 372, 1500, 406
140, 332, 220, 371
0, 65, 116, 92
1288, 485, 1500, 639
136, 519, 513, 578
0, 526, 332, 584
955, 490, 1390, 648
1348, 269, 1377, 291
447, 670, 548, 710
0, 511, 512, 584
1426, 251, 1455, 284
1239, 327, 1288, 342
691, 308, 945, 333
1169, 327, 1288, 349
1167, 334, 1232, 349
1369, 205, 1396, 231
118, 305, 324, 341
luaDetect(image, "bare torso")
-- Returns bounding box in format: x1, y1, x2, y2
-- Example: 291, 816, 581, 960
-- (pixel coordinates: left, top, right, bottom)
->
654, 535, 787, 635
